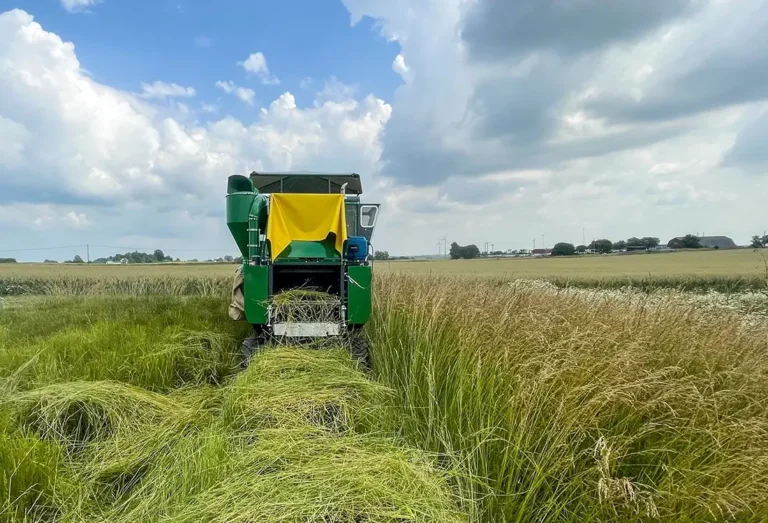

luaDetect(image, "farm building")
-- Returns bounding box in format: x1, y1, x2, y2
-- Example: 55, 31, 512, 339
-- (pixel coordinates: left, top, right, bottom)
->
668, 235, 737, 249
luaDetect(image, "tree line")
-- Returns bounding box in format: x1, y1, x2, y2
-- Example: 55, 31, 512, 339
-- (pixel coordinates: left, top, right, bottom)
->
750, 235, 768, 248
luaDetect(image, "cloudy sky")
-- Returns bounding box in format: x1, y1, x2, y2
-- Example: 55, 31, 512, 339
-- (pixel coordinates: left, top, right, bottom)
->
1, 0, 767, 261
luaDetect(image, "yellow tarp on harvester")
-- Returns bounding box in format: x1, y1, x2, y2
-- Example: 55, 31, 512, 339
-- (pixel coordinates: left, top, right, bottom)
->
266, 193, 347, 260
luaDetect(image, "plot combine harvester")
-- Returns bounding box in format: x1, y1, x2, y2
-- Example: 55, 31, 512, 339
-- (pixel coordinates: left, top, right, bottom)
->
226, 172, 380, 366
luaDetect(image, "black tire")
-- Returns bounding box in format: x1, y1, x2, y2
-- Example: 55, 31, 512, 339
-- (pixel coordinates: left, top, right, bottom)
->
349, 337, 371, 371
240, 328, 267, 368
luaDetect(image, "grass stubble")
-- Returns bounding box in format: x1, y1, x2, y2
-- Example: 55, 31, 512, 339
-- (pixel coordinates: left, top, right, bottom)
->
2, 272, 768, 522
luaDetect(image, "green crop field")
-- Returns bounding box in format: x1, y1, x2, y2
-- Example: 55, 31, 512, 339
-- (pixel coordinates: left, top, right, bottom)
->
2, 265, 768, 521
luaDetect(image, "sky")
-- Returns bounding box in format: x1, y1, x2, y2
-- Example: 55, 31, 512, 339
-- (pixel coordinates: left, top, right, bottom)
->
1, 0, 767, 261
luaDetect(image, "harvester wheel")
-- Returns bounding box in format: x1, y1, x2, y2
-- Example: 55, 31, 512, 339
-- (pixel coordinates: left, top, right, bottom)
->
240, 328, 267, 368
349, 337, 371, 371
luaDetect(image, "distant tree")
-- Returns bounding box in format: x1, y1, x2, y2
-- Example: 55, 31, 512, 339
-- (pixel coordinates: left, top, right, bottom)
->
749, 234, 768, 248
612, 240, 627, 251
153, 249, 165, 262
589, 239, 613, 254
0, 258, 17, 264
373, 251, 390, 260
642, 237, 660, 248
576, 245, 587, 253
224, 255, 234, 263
464, 244, 481, 259
43, 259, 59, 264
234, 256, 243, 264
681, 234, 702, 249
449, 242, 480, 259
551, 242, 575, 256
626, 237, 643, 248
72, 255, 84, 263
668, 234, 702, 249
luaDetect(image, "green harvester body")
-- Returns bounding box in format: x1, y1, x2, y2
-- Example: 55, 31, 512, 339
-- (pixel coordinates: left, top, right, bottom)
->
226, 172, 379, 340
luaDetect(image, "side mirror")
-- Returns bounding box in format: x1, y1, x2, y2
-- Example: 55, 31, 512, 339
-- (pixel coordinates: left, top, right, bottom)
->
360, 205, 379, 229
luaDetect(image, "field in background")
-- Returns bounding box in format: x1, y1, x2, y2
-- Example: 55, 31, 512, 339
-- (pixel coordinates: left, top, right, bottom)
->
2, 248, 766, 281
380, 248, 768, 278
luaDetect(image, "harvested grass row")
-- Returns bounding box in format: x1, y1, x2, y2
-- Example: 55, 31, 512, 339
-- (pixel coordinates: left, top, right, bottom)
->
0, 309, 467, 523
78, 425, 465, 523
370, 273, 768, 522
220, 347, 392, 432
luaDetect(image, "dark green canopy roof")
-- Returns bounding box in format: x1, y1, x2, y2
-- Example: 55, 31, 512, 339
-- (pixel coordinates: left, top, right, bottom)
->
249, 171, 363, 195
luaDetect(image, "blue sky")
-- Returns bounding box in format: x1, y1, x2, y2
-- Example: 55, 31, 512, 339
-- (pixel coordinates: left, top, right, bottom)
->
1, 1, 768, 262
15, 0, 400, 110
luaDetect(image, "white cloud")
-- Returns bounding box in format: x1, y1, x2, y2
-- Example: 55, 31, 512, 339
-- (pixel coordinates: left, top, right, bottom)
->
139, 81, 196, 99
314, 77, 358, 105
0, 9, 392, 258
239, 52, 280, 85
215, 80, 256, 105
392, 54, 410, 80
0, 204, 89, 230
61, 0, 101, 13
36, 210, 90, 229
0, 115, 29, 168
201, 103, 217, 114
336, 0, 768, 253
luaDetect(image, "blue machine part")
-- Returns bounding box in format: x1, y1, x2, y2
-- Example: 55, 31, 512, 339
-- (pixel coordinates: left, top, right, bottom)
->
346, 236, 368, 262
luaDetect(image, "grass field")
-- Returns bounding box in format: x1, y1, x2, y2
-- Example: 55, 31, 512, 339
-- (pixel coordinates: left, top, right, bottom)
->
381, 248, 768, 278
2, 266, 768, 521
2, 249, 767, 293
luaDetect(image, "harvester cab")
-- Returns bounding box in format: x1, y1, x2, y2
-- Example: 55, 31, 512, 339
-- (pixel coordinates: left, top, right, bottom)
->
226, 171, 380, 366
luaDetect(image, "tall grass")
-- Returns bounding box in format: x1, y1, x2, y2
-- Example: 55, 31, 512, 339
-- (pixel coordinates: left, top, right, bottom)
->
3, 271, 766, 297
0, 276, 231, 297
369, 274, 768, 522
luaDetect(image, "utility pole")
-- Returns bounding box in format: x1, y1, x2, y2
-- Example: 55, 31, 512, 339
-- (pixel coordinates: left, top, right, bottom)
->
582, 228, 585, 247
542, 235, 545, 250
86, 244, 90, 264
533, 238, 536, 250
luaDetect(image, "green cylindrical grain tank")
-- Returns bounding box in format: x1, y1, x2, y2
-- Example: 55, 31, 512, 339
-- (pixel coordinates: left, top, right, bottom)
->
226, 175, 266, 258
